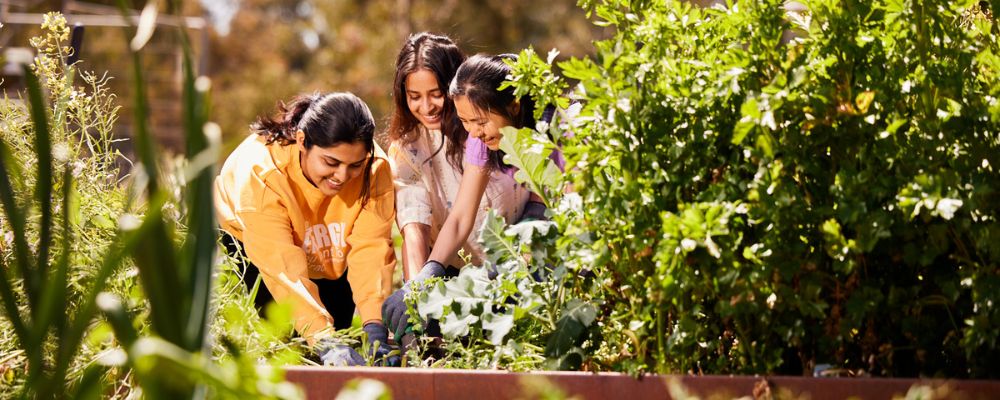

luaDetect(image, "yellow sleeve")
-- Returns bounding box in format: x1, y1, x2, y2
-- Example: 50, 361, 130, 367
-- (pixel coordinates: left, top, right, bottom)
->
346, 159, 397, 325
241, 189, 334, 342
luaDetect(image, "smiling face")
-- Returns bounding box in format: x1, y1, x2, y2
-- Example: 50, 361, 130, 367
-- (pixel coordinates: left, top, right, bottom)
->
296, 132, 370, 196
405, 69, 446, 130
454, 95, 513, 151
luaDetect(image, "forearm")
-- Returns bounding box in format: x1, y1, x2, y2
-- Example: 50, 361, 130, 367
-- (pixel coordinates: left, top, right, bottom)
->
428, 213, 474, 266
400, 223, 431, 281
427, 162, 489, 267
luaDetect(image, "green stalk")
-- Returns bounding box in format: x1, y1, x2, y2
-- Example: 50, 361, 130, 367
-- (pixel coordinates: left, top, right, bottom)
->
0, 142, 29, 349
43, 168, 73, 328
178, 28, 217, 352
22, 65, 53, 319
129, 195, 185, 344
114, 0, 161, 195
656, 306, 665, 373
28, 68, 57, 288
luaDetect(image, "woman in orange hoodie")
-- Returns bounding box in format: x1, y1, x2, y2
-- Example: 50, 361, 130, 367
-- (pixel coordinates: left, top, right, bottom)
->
214, 92, 398, 366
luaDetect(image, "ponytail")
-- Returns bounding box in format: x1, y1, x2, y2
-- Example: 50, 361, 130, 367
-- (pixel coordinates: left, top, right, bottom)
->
252, 94, 319, 145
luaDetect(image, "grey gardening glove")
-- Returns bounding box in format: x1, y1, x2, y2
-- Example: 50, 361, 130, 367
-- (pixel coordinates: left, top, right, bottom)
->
382, 260, 446, 340
315, 337, 365, 367
363, 323, 400, 367
518, 200, 548, 222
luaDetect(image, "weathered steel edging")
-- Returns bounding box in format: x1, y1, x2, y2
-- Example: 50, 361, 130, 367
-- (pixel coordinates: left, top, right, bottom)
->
284, 366, 1000, 399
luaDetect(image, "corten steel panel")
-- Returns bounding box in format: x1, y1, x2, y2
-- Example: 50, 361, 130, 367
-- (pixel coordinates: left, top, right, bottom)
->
284, 367, 437, 399
283, 367, 1000, 400
762, 376, 998, 400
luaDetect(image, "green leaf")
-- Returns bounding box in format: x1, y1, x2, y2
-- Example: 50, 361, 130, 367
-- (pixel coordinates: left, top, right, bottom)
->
498, 127, 562, 206
128, 196, 185, 345
0, 141, 29, 348
559, 57, 599, 81
447, 267, 491, 315
36, 166, 74, 345
545, 299, 596, 361
416, 283, 452, 321
24, 65, 55, 302
732, 118, 755, 145
179, 44, 218, 352
481, 312, 515, 345
114, 0, 159, 195
96, 292, 138, 348
71, 364, 108, 400
477, 209, 520, 265
440, 313, 478, 338
504, 220, 557, 245
56, 228, 135, 395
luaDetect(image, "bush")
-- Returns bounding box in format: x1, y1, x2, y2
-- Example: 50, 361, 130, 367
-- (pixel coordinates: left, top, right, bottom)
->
0, 13, 135, 397
478, 0, 1000, 377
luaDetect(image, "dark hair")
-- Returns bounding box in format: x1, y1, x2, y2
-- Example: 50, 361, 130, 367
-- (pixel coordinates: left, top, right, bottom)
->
449, 53, 536, 171
387, 32, 467, 171
253, 92, 378, 207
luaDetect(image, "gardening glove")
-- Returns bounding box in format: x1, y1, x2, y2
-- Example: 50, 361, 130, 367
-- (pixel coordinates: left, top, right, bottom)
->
382, 260, 446, 340
518, 200, 548, 222
363, 323, 401, 367
315, 337, 365, 367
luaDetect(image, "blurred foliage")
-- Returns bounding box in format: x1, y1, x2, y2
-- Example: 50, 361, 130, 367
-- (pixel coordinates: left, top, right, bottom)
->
5, 1, 603, 154
206, 0, 606, 151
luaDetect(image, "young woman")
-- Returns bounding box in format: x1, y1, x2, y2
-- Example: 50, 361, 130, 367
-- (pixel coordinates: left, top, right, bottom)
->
383, 54, 553, 339
386, 34, 532, 281
215, 92, 398, 366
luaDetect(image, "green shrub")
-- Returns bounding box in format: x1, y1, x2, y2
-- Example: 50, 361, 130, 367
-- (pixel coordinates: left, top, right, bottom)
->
314, 0, 1000, 378
498, 0, 1000, 377
0, 13, 137, 398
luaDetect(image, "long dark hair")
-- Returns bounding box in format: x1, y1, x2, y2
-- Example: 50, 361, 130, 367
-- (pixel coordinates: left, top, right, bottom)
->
253, 92, 378, 207
387, 32, 467, 171
449, 53, 536, 172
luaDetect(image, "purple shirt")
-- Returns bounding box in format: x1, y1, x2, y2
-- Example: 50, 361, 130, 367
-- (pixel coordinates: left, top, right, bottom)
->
464, 136, 566, 177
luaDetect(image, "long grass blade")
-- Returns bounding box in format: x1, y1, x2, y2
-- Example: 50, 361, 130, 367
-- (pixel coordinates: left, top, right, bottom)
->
36, 166, 74, 346
23, 65, 53, 314
71, 364, 107, 400
111, 0, 190, 347
178, 31, 217, 351
129, 195, 185, 344
24, 65, 52, 296
97, 292, 139, 348
0, 141, 29, 356
115, 0, 160, 195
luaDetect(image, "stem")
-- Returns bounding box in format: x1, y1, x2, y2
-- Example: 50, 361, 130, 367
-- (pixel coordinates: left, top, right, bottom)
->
656, 306, 665, 372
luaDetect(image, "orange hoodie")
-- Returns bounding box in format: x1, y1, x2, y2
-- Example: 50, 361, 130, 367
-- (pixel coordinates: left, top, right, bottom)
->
214, 134, 396, 341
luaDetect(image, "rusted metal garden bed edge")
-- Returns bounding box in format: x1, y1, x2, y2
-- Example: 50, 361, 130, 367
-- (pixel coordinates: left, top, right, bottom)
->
283, 366, 1000, 399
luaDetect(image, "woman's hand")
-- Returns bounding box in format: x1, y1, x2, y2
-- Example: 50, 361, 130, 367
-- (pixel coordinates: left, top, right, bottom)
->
382, 260, 447, 340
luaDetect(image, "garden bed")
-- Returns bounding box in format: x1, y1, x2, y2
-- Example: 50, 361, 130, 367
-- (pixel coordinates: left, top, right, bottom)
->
284, 367, 1000, 399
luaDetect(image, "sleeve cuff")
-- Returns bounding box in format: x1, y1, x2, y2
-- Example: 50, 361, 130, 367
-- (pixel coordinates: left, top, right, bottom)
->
355, 298, 384, 326
397, 203, 432, 227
